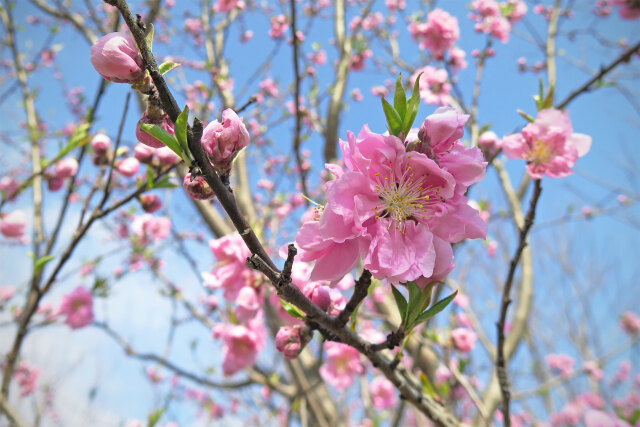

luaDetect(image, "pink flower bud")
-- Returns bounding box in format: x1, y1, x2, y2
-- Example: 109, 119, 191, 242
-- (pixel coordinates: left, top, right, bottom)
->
47, 176, 64, 192
117, 157, 140, 177
478, 131, 498, 147
140, 194, 162, 213
307, 284, 331, 312
201, 109, 250, 171
54, 158, 79, 179
275, 326, 310, 359
156, 146, 179, 165
135, 113, 175, 148
183, 173, 215, 200
91, 133, 111, 155
90, 32, 145, 83
0, 176, 19, 201
1, 210, 26, 238
133, 143, 155, 164
450, 327, 477, 353
620, 311, 640, 335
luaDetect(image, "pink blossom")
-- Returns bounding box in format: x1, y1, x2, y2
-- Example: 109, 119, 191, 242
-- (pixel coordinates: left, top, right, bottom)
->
386, 0, 405, 12
234, 286, 260, 322
258, 78, 279, 98
240, 30, 253, 43
146, 366, 164, 383
47, 176, 64, 192
91, 133, 111, 155
435, 364, 452, 384
59, 286, 94, 329
0, 285, 15, 302
214, 0, 243, 12
90, 32, 144, 83
409, 9, 459, 59
275, 325, 310, 359
184, 18, 203, 36
257, 179, 274, 191
0, 176, 19, 201
583, 361, 603, 381
620, 311, 640, 334
54, 157, 79, 179
502, 108, 591, 179
371, 86, 389, 97
486, 239, 498, 257
133, 143, 155, 164
611, 0, 640, 19
304, 283, 331, 311
453, 292, 469, 309
136, 113, 175, 148
140, 194, 162, 213
269, 15, 288, 39
478, 131, 499, 147
117, 157, 140, 177
295, 108, 486, 286
131, 214, 171, 243
183, 173, 215, 200
411, 66, 451, 106
1, 210, 26, 239
450, 327, 477, 353
218, 317, 265, 376
203, 233, 257, 300
584, 410, 631, 427
201, 109, 250, 171
308, 50, 327, 65
448, 46, 467, 71
351, 88, 363, 102
349, 49, 372, 71
319, 342, 363, 390
546, 353, 574, 377
156, 146, 180, 165
371, 376, 396, 410
14, 362, 39, 397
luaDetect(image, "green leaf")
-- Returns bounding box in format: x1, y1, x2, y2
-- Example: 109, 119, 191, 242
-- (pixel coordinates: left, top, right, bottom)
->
174, 106, 190, 160
279, 299, 305, 320
413, 290, 458, 325
418, 372, 438, 398
405, 281, 434, 328
146, 166, 154, 189
33, 254, 55, 275
149, 177, 179, 189
393, 74, 406, 119
158, 60, 181, 76
517, 109, 535, 123
390, 285, 408, 322
147, 408, 164, 427
59, 123, 90, 158
402, 72, 422, 135
542, 84, 554, 109
381, 98, 402, 136
139, 123, 186, 162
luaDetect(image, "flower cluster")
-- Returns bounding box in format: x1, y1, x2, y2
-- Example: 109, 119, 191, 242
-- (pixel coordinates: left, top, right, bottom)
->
469, 0, 527, 43
502, 108, 591, 179
295, 107, 487, 287
58, 286, 94, 329
409, 9, 459, 59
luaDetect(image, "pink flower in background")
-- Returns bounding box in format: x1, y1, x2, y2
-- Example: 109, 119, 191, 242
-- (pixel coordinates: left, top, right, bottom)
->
136, 113, 175, 148
201, 109, 250, 171
59, 286, 93, 329
371, 376, 397, 410
295, 108, 486, 286
156, 146, 180, 165
131, 214, 171, 243
308, 50, 327, 65
411, 66, 451, 106
409, 9, 459, 59
91, 133, 111, 155
146, 366, 164, 383
218, 316, 265, 376
202, 233, 258, 300
183, 173, 215, 200
90, 32, 144, 83
1, 210, 26, 239
582, 361, 603, 381
0, 176, 19, 201
214, 0, 244, 12
502, 108, 591, 179
546, 353, 574, 377
234, 286, 260, 322
611, 0, 640, 19
620, 311, 640, 334
258, 78, 279, 98
478, 130, 499, 147
140, 194, 162, 213
486, 239, 498, 257
54, 158, 79, 179
349, 49, 372, 71
0, 286, 14, 303
448, 46, 467, 71
116, 157, 140, 177
275, 325, 310, 359
320, 342, 363, 390
386, 0, 405, 12
13, 362, 39, 397
450, 327, 477, 353
269, 15, 288, 39
584, 410, 631, 427
133, 143, 155, 164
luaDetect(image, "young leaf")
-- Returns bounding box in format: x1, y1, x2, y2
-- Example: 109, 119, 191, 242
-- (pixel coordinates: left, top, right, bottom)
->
393, 74, 407, 119
147, 408, 164, 427
413, 290, 458, 325
146, 166, 154, 189
542, 84, 554, 109
34, 254, 55, 275
402, 72, 423, 135
58, 123, 90, 158
139, 123, 185, 162
390, 284, 408, 322
174, 105, 190, 160
158, 60, 181, 76
406, 281, 431, 328
280, 299, 305, 319
149, 177, 179, 189
381, 98, 402, 136
517, 109, 535, 123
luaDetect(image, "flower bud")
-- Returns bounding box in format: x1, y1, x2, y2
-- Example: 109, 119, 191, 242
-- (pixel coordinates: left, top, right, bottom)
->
90, 32, 145, 83
156, 146, 179, 165
117, 157, 140, 177
140, 194, 162, 213
201, 109, 250, 171
47, 176, 64, 192
478, 131, 499, 147
133, 143, 155, 164
275, 325, 311, 359
136, 113, 175, 148
91, 133, 111, 155
54, 158, 79, 179
183, 173, 215, 200
0, 177, 19, 201
306, 284, 331, 312
1, 210, 26, 238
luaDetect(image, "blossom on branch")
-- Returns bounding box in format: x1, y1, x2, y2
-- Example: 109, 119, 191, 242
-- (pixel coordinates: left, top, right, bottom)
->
90, 32, 145, 83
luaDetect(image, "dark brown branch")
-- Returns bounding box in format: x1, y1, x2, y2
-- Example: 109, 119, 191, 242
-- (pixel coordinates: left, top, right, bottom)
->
334, 269, 372, 328
496, 179, 542, 426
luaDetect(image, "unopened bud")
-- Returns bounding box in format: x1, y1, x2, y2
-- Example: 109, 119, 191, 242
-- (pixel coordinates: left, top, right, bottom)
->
136, 113, 175, 148
201, 109, 250, 172
90, 32, 145, 83
275, 325, 311, 359
183, 173, 215, 200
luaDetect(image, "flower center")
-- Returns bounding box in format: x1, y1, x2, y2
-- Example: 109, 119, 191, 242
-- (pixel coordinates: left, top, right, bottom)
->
373, 162, 439, 232
528, 139, 553, 164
